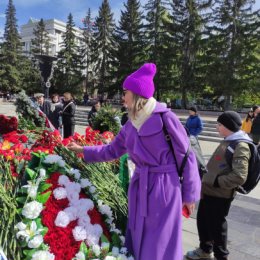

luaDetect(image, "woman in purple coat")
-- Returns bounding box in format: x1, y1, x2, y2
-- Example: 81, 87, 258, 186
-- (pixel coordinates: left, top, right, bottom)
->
68, 63, 201, 260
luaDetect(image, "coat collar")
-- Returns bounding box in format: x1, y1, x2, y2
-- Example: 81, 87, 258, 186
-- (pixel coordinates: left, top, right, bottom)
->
137, 102, 170, 136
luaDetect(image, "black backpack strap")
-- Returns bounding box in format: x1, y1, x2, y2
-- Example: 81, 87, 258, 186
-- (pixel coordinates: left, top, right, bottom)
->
225, 139, 253, 168
160, 113, 191, 182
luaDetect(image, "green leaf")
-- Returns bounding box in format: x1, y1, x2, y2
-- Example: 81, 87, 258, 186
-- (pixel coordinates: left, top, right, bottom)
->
111, 233, 121, 247
25, 168, 37, 180
16, 196, 27, 204
79, 241, 88, 255
101, 234, 109, 243
36, 191, 51, 204
38, 182, 52, 193
23, 249, 36, 257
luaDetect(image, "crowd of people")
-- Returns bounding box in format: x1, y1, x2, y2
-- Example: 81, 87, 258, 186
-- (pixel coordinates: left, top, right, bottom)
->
32, 62, 259, 260
34, 92, 76, 138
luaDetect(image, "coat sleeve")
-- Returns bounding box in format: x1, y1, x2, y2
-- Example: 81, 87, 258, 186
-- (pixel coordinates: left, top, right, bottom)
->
216, 142, 250, 189
83, 126, 127, 163
163, 112, 201, 203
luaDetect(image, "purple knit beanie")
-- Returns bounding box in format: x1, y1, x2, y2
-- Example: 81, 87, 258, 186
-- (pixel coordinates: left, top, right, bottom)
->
123, 63, 157, 98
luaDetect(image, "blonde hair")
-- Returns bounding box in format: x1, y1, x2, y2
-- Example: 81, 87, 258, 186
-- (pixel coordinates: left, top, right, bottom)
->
128, 93, 148, 120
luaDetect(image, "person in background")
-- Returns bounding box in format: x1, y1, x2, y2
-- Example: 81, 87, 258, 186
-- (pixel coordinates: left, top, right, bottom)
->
34, 93, 51, 118
83, 92, 89, 106
241, 109, 254, 134
251, 106, 260, 145
60, 92, 76, 138
67, 63, 201, 260
87, 101, 101, 127
186, 111, 251, 260
185, 106, 205, 178
48, 93, 63, 130
185, 106, 203, 137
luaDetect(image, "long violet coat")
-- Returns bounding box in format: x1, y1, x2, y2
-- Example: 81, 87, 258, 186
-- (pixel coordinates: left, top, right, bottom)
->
83, 103, 201, 260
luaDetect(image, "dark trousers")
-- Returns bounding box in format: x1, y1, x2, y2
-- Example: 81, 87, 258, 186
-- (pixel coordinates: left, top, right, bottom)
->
197, 195, 233, 260
63, 124, 75, 138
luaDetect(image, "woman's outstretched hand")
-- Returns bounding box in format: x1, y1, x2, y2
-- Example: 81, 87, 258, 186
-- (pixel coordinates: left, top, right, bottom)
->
67, 142, 84, 153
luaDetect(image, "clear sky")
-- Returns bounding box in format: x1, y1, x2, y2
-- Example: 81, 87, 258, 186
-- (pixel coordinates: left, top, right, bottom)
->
0, 0, 259, 37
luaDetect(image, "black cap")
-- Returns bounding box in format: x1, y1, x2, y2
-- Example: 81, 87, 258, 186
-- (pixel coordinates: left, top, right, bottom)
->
217, 111, 242, 132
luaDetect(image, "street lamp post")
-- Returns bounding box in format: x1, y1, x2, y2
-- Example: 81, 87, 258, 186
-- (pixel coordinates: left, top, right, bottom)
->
35, 54, 57, 99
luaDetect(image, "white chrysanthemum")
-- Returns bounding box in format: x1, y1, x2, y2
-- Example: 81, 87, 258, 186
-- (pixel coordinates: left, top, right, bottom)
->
67, 182, 81, 194
28, 234, 43, 248
54, 211, 70, 227
22, 201, 43, 219
117, 254, 128, 260
67, 191, 80, 205
104, 256, 116, 260
105, 218, 113, 225
75, 251, 85, 260
64, 206, 79, 221
92, 244, 101, 256
72, 226, 87, 241
127, 256, 135, 260
120, 247, 128, 254
112, 228, 121, 234
77, 215, 91, 227
89, 186, 96, 194
58, 175, 70, 186
44, 155, 63, 164
80, 178, 92, 188
39, 168, 46, 178
98, 204, 113, 218
120, 236, 125, 244
78, 198, 94, 212
57, 159, 65, 167
85, 224, 103, 245
53, 187, 67, 200
68, 168, 81, 179
112, 247, 119, 256
31, 250, 55, 260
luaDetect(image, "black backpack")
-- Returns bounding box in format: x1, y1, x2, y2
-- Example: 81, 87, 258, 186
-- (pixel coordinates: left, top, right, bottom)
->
225, 140, 260, 194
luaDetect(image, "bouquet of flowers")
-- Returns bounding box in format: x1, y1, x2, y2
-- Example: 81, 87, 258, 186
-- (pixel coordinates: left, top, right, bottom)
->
0, 114, 18, 135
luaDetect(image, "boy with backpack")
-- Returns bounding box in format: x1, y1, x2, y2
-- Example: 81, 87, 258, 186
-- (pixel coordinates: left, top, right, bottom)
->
186, 111, 252, 260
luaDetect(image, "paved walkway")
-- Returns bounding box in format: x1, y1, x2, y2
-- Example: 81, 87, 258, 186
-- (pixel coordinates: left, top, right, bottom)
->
1, 101, 260, 260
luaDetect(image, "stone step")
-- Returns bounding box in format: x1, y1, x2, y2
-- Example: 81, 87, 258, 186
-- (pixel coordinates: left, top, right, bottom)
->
198, 135, 222, 143
200, 131, 220, 138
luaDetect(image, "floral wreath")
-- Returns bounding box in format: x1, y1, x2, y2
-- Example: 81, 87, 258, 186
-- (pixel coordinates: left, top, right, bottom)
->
15, 153, 134, 260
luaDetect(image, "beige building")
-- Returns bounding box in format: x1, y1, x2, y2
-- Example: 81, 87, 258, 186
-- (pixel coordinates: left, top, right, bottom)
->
20, 18, 83, 56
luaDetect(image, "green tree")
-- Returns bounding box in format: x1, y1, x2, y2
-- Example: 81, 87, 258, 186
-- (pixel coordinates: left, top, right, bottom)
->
19, 56, 42, 95
81, 8, 96, 94
0, 0, 22, 92
92, 0, 118, 95
143, 0, 173, 100
206, 0, 260, 109
31, 18, 51, 55
53, 13, 84, 94
115, 0, 144, 90
165, 0, 212, 107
